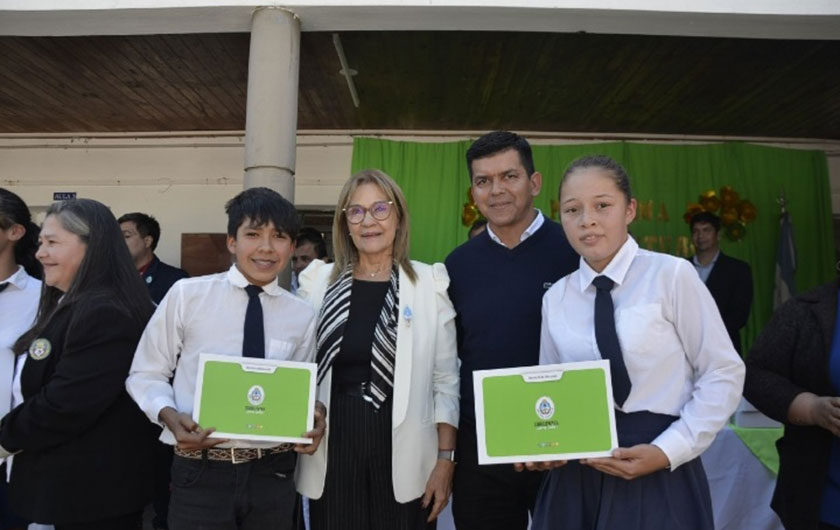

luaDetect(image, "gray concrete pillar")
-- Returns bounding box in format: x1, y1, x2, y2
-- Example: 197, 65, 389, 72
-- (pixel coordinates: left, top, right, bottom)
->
244, 7, 300, 288
244, 6, 300, 201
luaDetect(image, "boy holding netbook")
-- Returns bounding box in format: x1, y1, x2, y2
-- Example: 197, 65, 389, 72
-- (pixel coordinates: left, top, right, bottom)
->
127, 187, 325, 530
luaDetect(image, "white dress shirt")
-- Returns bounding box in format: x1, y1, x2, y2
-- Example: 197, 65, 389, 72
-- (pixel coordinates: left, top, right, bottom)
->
0, 266, 41, 464
486, 210, 545, 248
540, 236, 744, 469
0, 266, 41, 419
126, 265, 318, 448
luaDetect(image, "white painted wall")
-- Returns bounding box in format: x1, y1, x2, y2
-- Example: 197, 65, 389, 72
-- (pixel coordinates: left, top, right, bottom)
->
2, 131, 839, 266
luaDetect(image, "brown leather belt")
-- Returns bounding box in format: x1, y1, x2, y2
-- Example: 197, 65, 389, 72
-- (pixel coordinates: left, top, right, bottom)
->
174, 445, 293, 464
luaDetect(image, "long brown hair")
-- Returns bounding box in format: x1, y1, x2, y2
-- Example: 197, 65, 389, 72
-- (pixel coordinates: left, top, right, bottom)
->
330, 169, 416, 284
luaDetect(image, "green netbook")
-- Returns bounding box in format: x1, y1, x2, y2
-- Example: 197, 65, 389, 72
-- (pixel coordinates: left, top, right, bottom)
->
193, 354, 317, 444
473, 360, 618, 464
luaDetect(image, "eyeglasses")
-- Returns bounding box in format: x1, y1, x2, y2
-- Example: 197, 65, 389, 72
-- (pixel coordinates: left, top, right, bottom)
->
343, 201, 394, 225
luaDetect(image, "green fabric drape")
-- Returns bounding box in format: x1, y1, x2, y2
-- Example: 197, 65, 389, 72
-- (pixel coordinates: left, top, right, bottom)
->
351, 137, 834, 353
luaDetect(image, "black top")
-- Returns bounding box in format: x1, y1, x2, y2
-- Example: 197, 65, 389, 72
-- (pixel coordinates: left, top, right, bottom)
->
744, 280, 838, 530
0, 300, 156, 524
445, 218, 578, 429
333, 279, 390, 386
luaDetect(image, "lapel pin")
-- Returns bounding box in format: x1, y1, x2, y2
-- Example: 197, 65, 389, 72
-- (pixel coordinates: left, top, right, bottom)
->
403, 306, 413, 327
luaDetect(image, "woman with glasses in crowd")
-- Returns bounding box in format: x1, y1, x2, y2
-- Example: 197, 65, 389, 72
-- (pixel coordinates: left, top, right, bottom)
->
0, 198, 156, 530
296, 169, 459, 530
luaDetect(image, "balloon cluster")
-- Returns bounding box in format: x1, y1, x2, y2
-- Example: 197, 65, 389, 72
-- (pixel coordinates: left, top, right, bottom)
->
684, 186, 757, 241
461, 187, 483, 227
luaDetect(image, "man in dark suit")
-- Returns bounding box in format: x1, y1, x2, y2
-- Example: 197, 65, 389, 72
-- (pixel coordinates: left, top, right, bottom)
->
118, 211, 188, 530
119, 212, 188, 305
689, 211, 753, 355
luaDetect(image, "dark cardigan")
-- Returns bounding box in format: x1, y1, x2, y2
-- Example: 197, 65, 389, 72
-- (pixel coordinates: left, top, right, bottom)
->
743, 279, 838, 530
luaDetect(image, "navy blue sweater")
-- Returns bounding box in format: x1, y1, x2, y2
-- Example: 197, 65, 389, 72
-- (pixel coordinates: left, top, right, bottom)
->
445, 218, 578, 426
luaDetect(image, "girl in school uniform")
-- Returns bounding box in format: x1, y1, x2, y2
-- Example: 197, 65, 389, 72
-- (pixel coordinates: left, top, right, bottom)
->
528, 155, 745, 530
0, 188, 42, 530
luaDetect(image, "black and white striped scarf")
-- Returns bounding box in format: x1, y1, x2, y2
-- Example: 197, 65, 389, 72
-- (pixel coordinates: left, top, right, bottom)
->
315, 264, 399, 410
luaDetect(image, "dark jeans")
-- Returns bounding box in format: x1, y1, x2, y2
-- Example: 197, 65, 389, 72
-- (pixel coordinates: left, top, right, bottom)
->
451, 418, 545, 530
168, 451, 298, 530
152, 439, 174, 529
54, 511, 142, 530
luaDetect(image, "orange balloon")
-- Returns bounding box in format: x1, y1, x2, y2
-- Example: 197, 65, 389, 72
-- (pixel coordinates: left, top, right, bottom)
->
700, 196, 721, 212
720, 207, 738, 226
738, 200, 757, 223
725, 223, 746, 242
462, 204, 478, 226
720, 187, 740, 208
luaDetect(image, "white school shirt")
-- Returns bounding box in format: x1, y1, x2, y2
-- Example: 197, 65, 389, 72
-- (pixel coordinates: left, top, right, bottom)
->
126, 265, 318, 448
539, 236, 744, 469
0, 266, 41, 418
0, 267, 41, 465
486, 210, 545, 248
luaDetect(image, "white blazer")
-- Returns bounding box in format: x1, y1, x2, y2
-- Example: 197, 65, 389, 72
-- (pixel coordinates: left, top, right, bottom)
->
295, 260, 459, 503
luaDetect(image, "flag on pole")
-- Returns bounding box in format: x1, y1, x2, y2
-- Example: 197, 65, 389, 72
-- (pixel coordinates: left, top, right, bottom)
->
773, 209, 797, 309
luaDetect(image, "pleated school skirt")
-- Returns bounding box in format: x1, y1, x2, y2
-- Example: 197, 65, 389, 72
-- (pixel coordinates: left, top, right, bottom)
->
531, 410, 714, 530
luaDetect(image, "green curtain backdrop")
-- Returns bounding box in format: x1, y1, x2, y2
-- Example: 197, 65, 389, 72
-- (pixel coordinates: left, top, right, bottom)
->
351, 137, 834, 353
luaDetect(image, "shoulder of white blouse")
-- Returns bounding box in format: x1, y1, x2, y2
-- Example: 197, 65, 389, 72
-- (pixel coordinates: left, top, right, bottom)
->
297, 260, 333, 300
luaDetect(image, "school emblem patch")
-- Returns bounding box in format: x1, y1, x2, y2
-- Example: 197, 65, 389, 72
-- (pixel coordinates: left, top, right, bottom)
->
535, 396, 555, 420
28, 338, 52, 361
247, 385, 265, 406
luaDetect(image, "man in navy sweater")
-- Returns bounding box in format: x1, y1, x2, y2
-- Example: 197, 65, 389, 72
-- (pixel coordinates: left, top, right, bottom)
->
446, 131, 578, 530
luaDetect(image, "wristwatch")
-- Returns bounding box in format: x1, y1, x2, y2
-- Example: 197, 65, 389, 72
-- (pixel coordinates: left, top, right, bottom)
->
437, 449, 455, 462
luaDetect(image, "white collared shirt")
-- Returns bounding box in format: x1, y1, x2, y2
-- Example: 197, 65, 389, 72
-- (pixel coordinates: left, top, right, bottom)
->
540, 236, 744, 469
486, 210, 545, 248
0, 266, 41, 418
692, 250, 720, 283
0, 266, 41, 463
126, 265, 317, 448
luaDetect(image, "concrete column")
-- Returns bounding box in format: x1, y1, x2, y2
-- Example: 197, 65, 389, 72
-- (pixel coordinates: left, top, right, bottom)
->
244, 7, 300, 288
244, 6, 300, 200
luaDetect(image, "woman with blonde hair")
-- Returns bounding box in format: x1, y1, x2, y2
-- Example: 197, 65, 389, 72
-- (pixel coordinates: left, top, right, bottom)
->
296, 169, 459, 529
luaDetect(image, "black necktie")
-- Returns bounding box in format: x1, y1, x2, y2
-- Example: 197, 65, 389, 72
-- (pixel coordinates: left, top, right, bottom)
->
242, 285, 265, 358
0, 283, 8, 293
592, 276, 632, 407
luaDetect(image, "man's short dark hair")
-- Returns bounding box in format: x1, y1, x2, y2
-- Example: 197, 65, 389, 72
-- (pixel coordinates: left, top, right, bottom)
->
225, 187, 299, 239
117, 212, 161, 251
468, 219, 487, 239
296, 227, 327, 259
466, 131, 535, 179
690, 211, 721, 233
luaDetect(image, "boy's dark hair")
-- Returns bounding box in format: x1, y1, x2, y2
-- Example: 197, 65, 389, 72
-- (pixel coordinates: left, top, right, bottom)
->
296, 227, 327, 259
117, 212, 161, 251
690, 211, 722, 233
466, 131, 535, 179
225, 187, 299, 239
